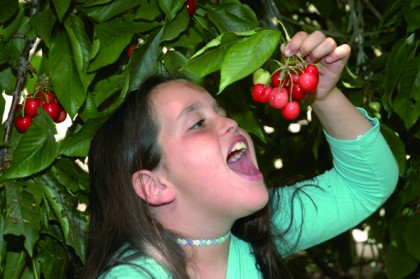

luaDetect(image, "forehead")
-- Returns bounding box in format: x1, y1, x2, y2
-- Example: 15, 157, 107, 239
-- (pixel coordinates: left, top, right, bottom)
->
151, 80, 214, 116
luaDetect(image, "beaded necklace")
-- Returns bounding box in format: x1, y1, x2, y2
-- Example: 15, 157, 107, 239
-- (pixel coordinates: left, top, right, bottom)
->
176, 231, 231, 247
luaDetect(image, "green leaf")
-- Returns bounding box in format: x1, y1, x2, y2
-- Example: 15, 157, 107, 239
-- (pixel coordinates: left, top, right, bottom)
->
383, 33, 417, 106
0, 0, 19, 24
93, 72, 129, 107
403, 216, 420, 260
184, 32, 254, 77
52, 158, 89, 193
77, 0, 140, 23
59, 118, 105, 157
0, 67, 17, 94
2, 7, 26, 41
219, 30, 280, 93
49, 31, 87, 118
400, 167, 420, 204
387, 245, 418, 279
64, 14, 94, 88
4, 182, 43, 257
161, 7, 189, 42
135, 0, 161, 21
128, 28, 163, 91
158, 0, 185, 21
40, 173, 88, 262
380, 124, 406, 176
3, 251, 27, 279
88, 19, 133, 71
232, 109, 265, 143
1, 112, 58, 180
394, 56, 420, 129
35, 235, 68, 279
88, 18, 159, 72
51, 0, 71, 21
162, 50, 201, 82
207, 2, 259, 33
403, 0, 420, 33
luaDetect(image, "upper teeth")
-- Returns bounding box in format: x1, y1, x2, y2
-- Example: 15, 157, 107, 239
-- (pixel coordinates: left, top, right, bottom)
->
227, 141, 247, 163
231, 141, 247, 152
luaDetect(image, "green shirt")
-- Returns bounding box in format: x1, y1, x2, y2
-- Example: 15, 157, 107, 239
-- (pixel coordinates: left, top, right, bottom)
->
100, 109, 399, 278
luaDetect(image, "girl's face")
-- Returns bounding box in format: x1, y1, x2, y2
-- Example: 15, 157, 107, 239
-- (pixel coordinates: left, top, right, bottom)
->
151, 80, 269, 226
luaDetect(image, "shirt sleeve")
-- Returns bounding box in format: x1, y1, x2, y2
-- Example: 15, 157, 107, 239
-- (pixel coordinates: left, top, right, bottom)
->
273, 108, 399, 257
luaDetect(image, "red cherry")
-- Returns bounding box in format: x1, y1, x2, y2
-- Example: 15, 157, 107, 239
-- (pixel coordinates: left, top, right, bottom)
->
304, 64, 319, 77
281, 101, 301, 120
290, 71, 300, 84
37, 91, 56, 104
42, 102, 62, 120
186, 0, 196, 16
298, 73, 318, 93
24, 95, 41, 117
291, 83, 307, 101
54, 110, 67, 123
269, 87, 289, 109
252, 84, 271, 103
15, 115, 32, 133
271, 70, 281, 87
127, 45, 136, 58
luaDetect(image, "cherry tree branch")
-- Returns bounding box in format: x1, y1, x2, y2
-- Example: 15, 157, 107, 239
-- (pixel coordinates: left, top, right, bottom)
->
0, 36, 34, 164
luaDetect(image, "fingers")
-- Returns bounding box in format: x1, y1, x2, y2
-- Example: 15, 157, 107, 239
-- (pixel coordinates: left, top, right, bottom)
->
325, 44, 351, 64
282, 31, 350, 64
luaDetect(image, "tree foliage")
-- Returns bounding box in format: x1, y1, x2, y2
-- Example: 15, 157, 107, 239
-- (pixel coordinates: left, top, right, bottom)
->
0, 0, 419, 278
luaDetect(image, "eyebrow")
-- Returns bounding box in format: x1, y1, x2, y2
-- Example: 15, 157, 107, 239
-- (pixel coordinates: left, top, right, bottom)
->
177, 100, 224, 120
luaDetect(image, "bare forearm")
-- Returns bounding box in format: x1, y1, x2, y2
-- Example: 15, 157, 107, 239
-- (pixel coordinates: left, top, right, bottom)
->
310, 87, 372, 140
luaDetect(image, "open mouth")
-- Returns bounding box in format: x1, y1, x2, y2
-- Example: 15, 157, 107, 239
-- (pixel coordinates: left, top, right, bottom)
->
226, 139, 262, 180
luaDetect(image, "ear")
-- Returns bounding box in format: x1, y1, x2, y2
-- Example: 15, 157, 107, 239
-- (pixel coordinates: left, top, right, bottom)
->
131, 169, 176, 206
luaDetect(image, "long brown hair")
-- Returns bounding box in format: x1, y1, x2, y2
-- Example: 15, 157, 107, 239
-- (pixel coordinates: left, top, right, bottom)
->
81, 74, 294, 278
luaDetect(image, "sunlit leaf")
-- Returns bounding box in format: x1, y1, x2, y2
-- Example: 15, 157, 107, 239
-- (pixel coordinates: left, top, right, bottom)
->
30, 10, 56, 48
128, 28, 163, 91
158, 0, 184, 21
51, 0, 70, 21
59, 118, 105, 157
161, 7, 189, 42
64, 14, 94, 88
207, 2, 259, 32
1, 112, 58, 180
49, 31, 87, 118
219, 30, 280, 93
77, 0, 140, 22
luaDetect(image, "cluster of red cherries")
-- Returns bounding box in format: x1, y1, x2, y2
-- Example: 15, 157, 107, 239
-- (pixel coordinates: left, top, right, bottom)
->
15, 89, 67, 133
251, 58, 319, 120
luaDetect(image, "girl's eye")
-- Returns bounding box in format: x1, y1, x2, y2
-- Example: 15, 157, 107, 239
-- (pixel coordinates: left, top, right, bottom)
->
190, 119, 205, 130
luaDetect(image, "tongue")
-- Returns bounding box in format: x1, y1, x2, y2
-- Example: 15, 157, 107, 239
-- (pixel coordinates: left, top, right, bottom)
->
227, 154, 260, 176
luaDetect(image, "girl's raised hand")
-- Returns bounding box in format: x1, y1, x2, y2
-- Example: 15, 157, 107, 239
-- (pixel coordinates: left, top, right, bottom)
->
281, 31, 351, 101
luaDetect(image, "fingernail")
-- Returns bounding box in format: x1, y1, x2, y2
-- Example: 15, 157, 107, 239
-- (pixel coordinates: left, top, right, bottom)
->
285, 47, 292, 57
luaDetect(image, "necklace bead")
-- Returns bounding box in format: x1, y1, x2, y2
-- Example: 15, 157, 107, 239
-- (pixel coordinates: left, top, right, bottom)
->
176, 232, 231, 247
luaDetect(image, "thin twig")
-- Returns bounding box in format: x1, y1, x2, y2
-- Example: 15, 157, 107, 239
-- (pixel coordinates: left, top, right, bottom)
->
0, 36, 34, 164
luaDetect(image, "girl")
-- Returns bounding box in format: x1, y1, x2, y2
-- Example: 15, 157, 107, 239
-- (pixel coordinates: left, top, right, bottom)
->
81, 31, 398, 278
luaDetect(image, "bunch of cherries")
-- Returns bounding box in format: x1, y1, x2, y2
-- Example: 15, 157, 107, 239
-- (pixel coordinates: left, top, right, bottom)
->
251, 56, 319, 120
15, 88, 67, 133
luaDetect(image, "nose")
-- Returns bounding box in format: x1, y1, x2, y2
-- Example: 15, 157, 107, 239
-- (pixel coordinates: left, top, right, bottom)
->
218, 115, 239, 136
